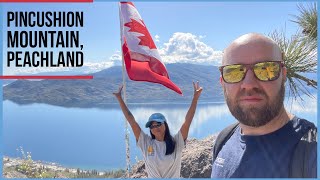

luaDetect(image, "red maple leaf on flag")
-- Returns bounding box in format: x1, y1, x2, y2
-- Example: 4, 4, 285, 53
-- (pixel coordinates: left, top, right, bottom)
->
124, 18, 157, 49
120, 2, 182, 94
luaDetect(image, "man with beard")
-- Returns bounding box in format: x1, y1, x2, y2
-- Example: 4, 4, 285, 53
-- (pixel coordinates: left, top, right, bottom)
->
211, 33, 317, 178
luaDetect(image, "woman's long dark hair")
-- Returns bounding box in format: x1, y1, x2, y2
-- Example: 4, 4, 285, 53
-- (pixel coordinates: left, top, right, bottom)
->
150, 121, 176, 155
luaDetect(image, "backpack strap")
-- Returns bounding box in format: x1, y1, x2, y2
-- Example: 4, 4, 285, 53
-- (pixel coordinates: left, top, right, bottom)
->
289, 122, 317, 178
212, 122, 239, 162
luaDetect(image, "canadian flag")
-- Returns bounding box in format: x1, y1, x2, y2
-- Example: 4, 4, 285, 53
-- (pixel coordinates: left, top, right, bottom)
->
119, 2, 182, 95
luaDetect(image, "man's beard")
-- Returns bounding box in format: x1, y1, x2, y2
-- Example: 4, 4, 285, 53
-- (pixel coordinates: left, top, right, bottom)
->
224, 82, 285, 127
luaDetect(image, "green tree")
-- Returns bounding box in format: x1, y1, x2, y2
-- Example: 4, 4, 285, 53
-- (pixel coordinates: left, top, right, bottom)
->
292, 3, 317, 44
269, 3, 317, 101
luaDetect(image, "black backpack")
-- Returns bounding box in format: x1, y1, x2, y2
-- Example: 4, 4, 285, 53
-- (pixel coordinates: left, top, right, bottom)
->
212, 120, 317, 178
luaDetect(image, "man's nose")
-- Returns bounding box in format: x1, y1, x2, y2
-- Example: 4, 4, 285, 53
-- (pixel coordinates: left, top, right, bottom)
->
240, 69, 259, 90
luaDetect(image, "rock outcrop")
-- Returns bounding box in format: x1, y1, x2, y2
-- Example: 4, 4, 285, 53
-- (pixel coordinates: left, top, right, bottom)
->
129, 134, 218, 178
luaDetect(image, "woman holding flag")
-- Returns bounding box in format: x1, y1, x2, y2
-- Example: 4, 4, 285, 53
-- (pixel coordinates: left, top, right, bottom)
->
113, 82, 202, 178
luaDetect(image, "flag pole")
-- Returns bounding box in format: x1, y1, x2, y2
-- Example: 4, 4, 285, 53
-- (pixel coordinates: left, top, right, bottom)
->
119, 2, 131, 178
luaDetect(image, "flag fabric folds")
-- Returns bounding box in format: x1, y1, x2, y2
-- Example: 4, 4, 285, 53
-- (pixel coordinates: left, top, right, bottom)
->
119, 2, 182, 95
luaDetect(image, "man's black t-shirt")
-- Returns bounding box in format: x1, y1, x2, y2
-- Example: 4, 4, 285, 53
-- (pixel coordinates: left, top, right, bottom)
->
211, 116, 316, 178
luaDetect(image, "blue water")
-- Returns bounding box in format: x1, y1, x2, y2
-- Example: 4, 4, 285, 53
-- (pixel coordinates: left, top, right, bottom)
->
3, 95, 317, 171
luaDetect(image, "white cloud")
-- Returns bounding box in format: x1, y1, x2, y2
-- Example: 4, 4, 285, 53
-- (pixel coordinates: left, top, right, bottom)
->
109, 51, 122, 66
80, 61, 115, 73
199, 35, 206, 39
158, 32, 223, 65
154, 34, 160, 42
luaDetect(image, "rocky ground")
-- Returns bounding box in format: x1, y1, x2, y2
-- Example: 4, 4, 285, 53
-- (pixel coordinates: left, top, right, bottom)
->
3, 134, 218, 178
129, 134, 217, 178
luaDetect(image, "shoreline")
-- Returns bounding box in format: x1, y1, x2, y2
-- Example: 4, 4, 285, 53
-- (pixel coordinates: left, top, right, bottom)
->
3, 156, 79, 173
3, 155, 130, 172
3, 156, 125, 178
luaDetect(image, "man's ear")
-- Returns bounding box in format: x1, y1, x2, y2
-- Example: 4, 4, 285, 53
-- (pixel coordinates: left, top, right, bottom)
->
282, 66, 287, 82
220, 76, 223, 85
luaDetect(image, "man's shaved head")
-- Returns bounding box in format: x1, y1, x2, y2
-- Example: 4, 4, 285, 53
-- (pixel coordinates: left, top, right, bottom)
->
223, 33, 282, 65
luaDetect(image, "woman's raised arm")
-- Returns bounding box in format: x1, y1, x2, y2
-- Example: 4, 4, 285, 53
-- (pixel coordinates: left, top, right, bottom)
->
113, 85, 141, 141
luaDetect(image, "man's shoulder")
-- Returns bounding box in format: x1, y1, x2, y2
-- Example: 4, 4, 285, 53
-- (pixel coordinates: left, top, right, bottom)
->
290, 116, 317, 178
212, 122, 239, 161
292, 116, 316, 126
291, 116, 317, 140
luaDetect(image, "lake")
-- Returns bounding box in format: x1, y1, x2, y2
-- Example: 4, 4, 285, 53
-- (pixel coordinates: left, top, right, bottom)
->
3, 95, 317, 171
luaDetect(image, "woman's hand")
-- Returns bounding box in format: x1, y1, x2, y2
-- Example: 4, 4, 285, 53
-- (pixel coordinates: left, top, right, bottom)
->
113, 85, 123, 98
193, 81, 203, 100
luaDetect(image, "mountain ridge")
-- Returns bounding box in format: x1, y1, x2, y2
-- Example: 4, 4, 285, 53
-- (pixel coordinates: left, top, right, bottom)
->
3, 63, 316, 108
3, 63, 224, 108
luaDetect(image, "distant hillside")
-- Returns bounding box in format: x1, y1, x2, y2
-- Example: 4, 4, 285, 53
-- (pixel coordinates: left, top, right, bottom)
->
3, 63, 224, 108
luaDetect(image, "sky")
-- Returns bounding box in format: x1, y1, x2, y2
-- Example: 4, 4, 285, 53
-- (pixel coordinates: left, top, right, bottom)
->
1, 1, 313, 75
